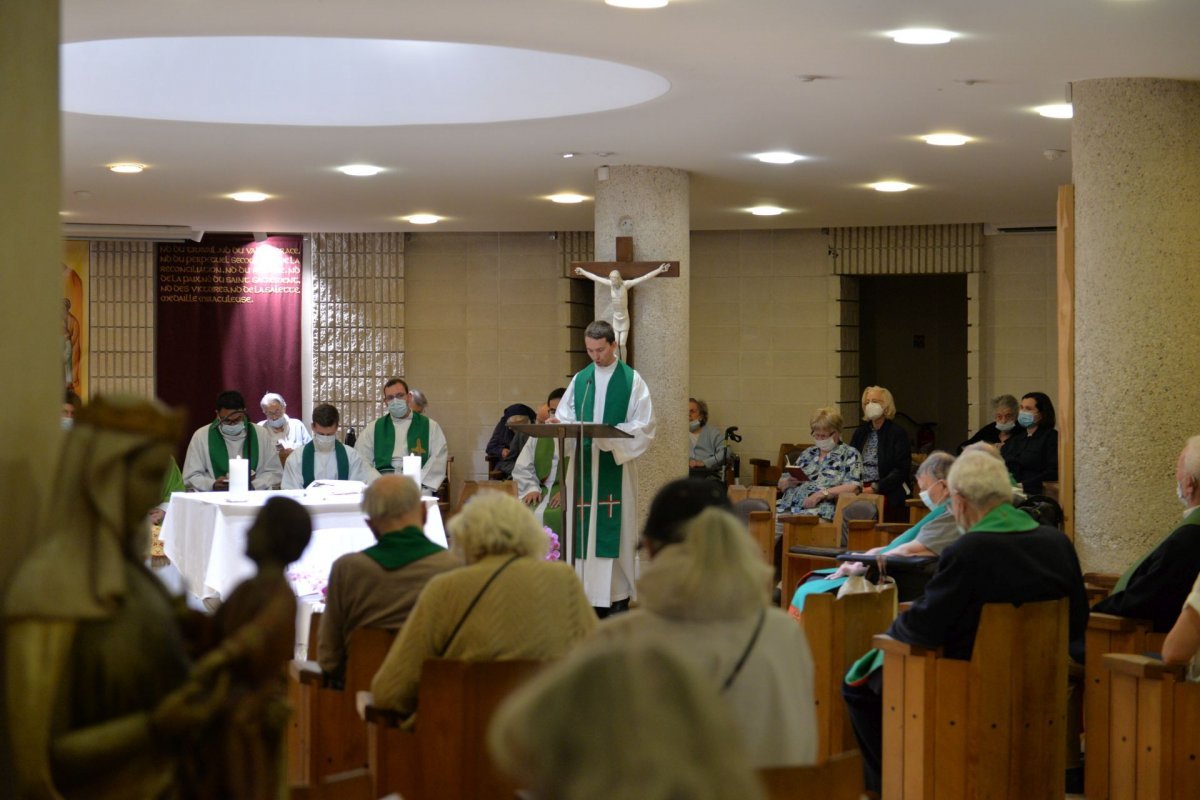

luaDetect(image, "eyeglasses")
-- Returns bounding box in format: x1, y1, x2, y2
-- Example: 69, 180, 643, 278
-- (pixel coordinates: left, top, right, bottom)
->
219, 411, 246, 424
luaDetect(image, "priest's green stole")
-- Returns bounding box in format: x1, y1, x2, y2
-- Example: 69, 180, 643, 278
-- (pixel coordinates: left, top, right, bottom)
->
372, 412, 431, 474
300, 441, 350, 487
207, 419, 260, 478
574, 361, 633, 558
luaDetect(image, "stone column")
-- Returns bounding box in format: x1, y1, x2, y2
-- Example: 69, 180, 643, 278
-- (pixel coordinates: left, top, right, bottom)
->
1072, 78, 1200, 571
0, 0, 62, 787
593, 165, 690, 530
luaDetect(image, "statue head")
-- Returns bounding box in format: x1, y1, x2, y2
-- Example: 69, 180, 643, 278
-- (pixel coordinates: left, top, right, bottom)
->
608, 270, 623, 287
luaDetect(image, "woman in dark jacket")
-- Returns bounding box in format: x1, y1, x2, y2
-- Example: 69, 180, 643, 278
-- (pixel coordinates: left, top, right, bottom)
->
849, 386, 912, 522
1003, 391, 1058, 495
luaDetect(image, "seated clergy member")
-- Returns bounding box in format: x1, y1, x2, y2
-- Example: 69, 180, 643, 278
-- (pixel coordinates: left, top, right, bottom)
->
281, 403, 380, 490
498, 387, 565, 479
841, 449, 1088, 793
1092, 435, 1200, 633
257, 391, 311, 465
370, 491, 596, 719
183, 390, 282, 491
355, 378, 448, 495
512, 387, 568, 535
317, 475, 460, 681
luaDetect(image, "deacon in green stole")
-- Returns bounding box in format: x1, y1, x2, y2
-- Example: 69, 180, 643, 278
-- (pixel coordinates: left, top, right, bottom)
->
513, 435, 564, 540
554, 336, 656, 609
359, 408, 449, 493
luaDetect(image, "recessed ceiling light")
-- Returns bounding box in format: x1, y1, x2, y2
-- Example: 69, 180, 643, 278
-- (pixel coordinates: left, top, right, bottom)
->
889, 28, 956, 45
107, 162, 145, 173
548, 193, 589, 204
230, 191, 269, 202
1035, 103, 1073, 119
755, 151, 806, 164
605, 0, 669, 8
561, 152, 579, 159
921, 133, 971, 146
405, 214, 441, 225
870, 181, 915, 193
748, 206, 785, 216
338, 164, 383, 176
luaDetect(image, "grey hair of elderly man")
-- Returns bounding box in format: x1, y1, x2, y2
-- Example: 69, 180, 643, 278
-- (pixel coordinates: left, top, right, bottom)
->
947, 449, 1015, 530
361, 475, 425, 539
260, 392, 287, 409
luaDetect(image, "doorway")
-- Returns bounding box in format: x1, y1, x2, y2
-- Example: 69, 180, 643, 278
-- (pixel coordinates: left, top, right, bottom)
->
858, 275, 967, 452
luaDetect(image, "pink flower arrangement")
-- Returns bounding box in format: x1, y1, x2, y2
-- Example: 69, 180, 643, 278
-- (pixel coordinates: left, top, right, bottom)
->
544, 527, 562, 561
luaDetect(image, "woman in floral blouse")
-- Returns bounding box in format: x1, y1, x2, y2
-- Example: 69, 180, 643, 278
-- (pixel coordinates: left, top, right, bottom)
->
776, 406, 862, 521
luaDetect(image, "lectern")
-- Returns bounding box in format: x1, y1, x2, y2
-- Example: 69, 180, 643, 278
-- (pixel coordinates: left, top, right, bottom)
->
508, 422, 632, 565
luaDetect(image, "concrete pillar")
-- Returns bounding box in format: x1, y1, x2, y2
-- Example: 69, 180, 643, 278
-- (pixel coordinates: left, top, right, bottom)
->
1072, 78, 1200, 571
593, 165, 690, 527
0, 0, 62, 787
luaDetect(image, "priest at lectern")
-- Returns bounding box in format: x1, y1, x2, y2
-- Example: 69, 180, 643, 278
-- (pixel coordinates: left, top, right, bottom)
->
549, 320, 656, 615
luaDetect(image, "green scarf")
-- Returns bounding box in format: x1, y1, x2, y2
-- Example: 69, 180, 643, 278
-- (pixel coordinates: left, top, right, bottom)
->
573, 360, 634, 559
373, 412, 431, 474
300, 441, 350, 488
361, 526, 446, 570
207, 418, 260, 479
1114, 506, 1200, 593
534, 437, 563, 539
845, 501, 1041, 685
160, 457, 186, 502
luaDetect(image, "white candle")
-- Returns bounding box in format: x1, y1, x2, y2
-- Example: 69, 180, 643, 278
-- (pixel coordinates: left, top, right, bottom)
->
228, 456, 250, 500
402, 455, 422, 480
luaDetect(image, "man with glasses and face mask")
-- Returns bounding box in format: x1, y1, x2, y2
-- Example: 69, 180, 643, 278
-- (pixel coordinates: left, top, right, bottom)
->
183, 389, 283, 491
281, 403, 380, 489
257, 391, 312, 466
355, 377, 448, 495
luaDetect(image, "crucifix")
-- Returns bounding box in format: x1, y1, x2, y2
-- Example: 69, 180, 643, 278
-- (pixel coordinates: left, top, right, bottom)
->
572, 236, 681, 361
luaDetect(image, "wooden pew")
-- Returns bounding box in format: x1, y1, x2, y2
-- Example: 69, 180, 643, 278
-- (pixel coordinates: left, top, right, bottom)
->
906, 497, 929, 525
748, 442, 811, 487
1083, 613, 1165, 800
1102, 654, 1200, 800
799, 589, 897, 759
288, 626, 397, 787
778, 495, 890, 610
455, 479, 518, 512
778, 520, 911, 611
747, 510, 774, 567
363, 658, 544, 800
1083, 571, 1119, 607
874, 598, 1070, 800
758, 749, 864, 800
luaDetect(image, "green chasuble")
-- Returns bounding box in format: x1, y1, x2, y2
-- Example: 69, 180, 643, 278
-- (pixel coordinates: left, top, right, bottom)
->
300, 441, 350, 488
361, 526, 445, 570
574, 360, 634, 559
844, 502, 1039, 685
372, 412, 431, 474
534, 436, 563, 539
207, 419, 260, 478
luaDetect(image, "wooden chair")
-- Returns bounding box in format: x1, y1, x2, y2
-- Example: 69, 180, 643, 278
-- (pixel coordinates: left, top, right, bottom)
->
436, 455, 455, 518
779, 494, 888, 609
1083, 612, 1165, 800
874, 598, 1070, 800
1083, 571, 1119, 607
748, 442, 811, 487
454, 479, 519, 514
799, 589, 897, 759
1101, 653, 1200, 800
906, 497, 930, 525
288, 627, 397, 787
758, 750, 865, 800
729, 485, 778, 566
363, 659, 544, 800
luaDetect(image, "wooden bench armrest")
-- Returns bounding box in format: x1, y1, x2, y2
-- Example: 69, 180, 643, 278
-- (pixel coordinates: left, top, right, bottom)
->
778, 514, 818, 526
905, 498, 925, 508
747, 510, 773, 522
748, 458, 772, 468
873, 634, 941, 657
1083, 571, 1119, 587
1088, 612, 1154, 632
1102, 653, 1188, 680
357, 690, 407, 727
290, 659, 326, 687
876, 523, 911, 536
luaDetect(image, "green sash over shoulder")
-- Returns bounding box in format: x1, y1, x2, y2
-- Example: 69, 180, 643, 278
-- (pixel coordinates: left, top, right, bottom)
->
300, 441, 350, 488
361, 526, 445, 570
574, 361, 633, 559
373, 412, 431, 474
207, 419, 260, 479
534, 437, 563, 539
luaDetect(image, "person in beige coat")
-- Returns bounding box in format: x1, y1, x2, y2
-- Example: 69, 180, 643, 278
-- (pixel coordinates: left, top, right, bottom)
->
370, 491, 596, 718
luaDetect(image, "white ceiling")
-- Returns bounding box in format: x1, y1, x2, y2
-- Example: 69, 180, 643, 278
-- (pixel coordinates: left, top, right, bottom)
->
60, 0, 1200, 235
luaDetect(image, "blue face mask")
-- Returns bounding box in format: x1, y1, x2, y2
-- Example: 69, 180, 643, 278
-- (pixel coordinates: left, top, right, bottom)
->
220, 421, 245, 438
1017, 410, 1036, 428
388, 399, 411, 419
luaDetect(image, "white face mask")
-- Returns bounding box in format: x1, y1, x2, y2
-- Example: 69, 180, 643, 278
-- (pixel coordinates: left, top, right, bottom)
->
995, 420, 1015, 432
267, 415, 287, 429
61, 416, 74, 431
919, 488, 937, 510
688, 419, 701, 432
1178, 481, 1190, 506
314, 432, 337, 452
814, 436, 835, 452
864, 401, 884, 421
388, 399, 411, 419
220, 422, 245, 439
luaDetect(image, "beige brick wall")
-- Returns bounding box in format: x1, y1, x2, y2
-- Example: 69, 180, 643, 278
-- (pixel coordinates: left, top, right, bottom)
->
404, 232, 575, 502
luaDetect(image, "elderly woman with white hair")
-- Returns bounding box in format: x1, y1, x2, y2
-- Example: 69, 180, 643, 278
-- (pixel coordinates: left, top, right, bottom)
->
841, 449, 1088, 793
258, 391, 311, 464
370, 491, 596, 718
598, 506, 818, 767
489, 640, 766, 800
